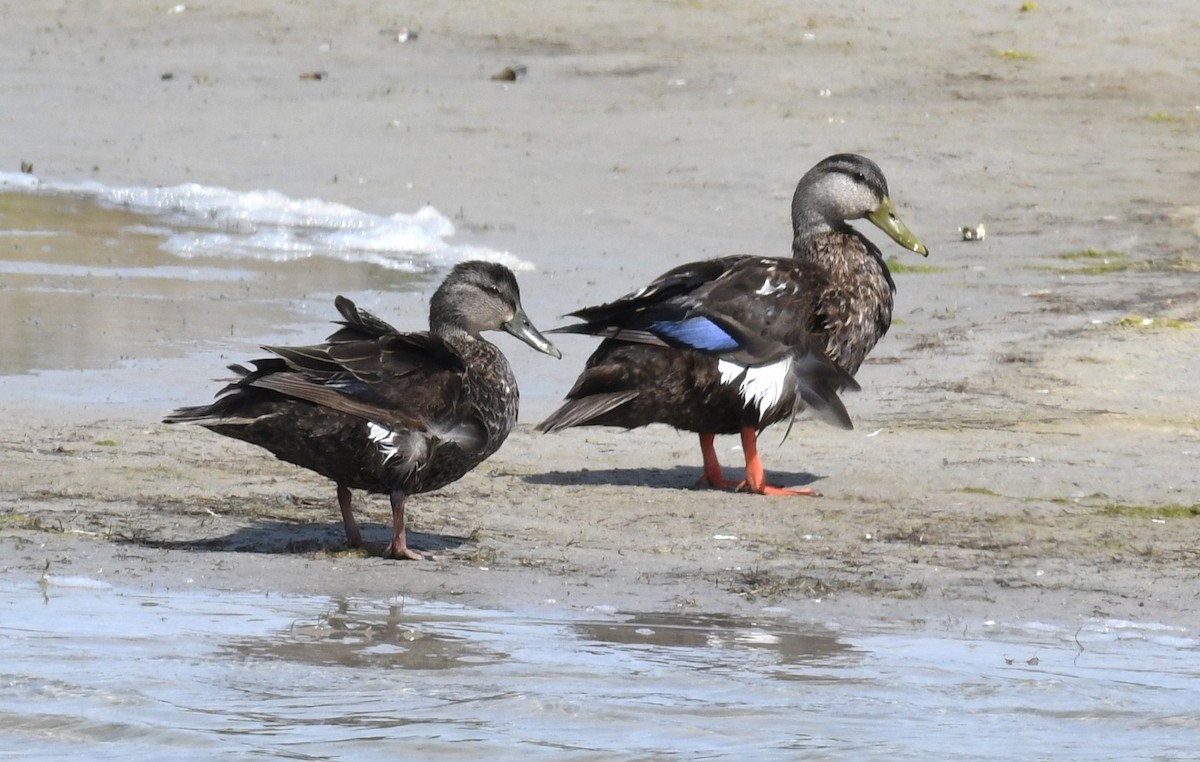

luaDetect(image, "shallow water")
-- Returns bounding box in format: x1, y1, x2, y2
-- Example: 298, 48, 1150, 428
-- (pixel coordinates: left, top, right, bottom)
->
2, 579, 1197, 760
0, 175, 522, 378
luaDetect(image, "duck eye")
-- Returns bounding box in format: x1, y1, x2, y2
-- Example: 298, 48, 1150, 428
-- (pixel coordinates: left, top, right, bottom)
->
854, 171, 866, 183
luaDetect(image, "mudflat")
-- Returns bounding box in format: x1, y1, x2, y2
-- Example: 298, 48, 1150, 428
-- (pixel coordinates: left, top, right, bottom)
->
2, 1, 1198, 629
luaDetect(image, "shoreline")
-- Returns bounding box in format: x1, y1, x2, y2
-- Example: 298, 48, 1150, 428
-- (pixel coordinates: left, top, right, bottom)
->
3, 1, 1199, 633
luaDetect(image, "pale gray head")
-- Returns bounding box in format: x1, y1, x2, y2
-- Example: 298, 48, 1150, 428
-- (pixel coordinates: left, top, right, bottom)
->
429, 261, 562, 357
791, 153, 928, 256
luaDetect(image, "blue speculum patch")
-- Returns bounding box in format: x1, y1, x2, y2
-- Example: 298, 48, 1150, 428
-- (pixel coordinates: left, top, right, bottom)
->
650, 316, 739, 352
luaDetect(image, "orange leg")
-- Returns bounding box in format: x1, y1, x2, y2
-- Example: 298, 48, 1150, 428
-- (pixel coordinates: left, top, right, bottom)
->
737, 426, 821, 497
696, 432, 741, 490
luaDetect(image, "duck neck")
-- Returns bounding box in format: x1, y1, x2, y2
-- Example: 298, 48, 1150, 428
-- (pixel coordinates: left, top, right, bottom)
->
428, 290, 482, 341
430, 317, 479, 346
791, 210, 852, 263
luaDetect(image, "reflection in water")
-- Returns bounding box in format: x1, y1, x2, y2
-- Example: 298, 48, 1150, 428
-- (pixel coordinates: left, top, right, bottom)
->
575, 611, 852, 669
225, 597, 511, 671
2, 580, 1199, 760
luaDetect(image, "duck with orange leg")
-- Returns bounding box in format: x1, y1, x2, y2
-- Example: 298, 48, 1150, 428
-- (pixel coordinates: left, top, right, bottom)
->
538, 153, 927, 495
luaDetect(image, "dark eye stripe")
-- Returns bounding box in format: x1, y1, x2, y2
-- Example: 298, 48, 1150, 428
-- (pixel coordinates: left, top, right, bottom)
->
828, 163, 886, 196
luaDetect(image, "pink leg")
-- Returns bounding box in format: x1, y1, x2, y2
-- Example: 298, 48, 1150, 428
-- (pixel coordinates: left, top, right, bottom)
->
337, 484, 364, 548
384, 490, 428, 561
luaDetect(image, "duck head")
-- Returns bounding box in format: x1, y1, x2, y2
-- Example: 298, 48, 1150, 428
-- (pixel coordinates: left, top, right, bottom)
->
430, 261, 562, 358
792, 153, 928, 257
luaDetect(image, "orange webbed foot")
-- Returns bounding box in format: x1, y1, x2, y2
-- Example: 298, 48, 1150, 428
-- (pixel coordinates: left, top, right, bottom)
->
737, 481, 822, 497
737, 427, 822, 497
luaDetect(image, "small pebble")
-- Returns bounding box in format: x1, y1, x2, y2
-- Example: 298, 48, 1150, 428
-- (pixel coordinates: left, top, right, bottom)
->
960, 223, 986, 241
491, 65, 527, 82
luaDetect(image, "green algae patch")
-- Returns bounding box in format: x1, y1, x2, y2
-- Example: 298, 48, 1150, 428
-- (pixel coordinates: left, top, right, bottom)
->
1057, 248, 1128, 274
1148, 111, 1184, 124
957, 486, 1003, 497
1099, 503, 1200, 519
1114, 314, 1192, 330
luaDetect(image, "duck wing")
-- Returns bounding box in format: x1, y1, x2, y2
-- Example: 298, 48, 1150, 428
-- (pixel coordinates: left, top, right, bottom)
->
168, 290, 482, 451
556, 256, 843, 371
555, 256, 740, 332
325, 294, 404, 342
676, 258, 828, 360
541, 257, 859, 433
252, 330, 468, 428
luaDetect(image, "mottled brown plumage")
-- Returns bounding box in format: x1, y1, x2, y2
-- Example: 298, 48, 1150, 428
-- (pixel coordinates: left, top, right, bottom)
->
538, 153, 928, 495
545, 256, 857, 435
165, 261, 560, 559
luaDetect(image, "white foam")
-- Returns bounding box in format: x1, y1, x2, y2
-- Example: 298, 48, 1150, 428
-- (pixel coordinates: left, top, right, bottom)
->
0, 172, 533, 272
41, 575, 113, 590
995, 617, 1198, 650
0, 171, 39, 190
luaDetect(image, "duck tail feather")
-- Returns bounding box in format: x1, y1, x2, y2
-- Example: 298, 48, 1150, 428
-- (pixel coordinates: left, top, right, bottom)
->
789, 351, 859, 431
536, 391, 639, 432
162, 403, 262, 427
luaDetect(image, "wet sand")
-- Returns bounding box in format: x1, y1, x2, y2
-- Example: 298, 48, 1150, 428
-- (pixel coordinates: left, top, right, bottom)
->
3, 1, 1199, 630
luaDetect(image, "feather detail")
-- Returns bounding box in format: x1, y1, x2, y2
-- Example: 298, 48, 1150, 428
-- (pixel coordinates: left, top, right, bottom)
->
649, 316, 740, 353
536, 390, 640, 432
